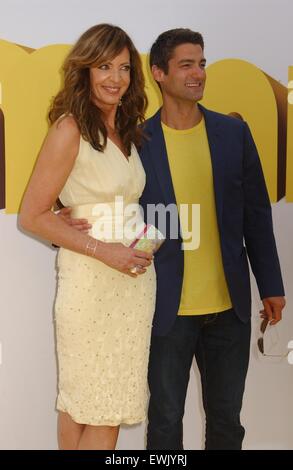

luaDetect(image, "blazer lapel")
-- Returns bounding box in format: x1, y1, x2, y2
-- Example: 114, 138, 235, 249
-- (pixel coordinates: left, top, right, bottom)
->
146, 105, 225, 228
147, 109, 178, 206
199, 104, 224, 228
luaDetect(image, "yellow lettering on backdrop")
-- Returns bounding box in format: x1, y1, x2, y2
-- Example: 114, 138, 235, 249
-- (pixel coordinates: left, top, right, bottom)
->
0, 40, 291, 212
0, 106, 4, 209
0, 39, 70, 213
141, 54, 162, 118
286, 67, 293, 201
201, 59, 287, 202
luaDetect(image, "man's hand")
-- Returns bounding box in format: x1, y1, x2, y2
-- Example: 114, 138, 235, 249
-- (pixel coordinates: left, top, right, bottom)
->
56, 207, 92, 233
261, 296, 286, 325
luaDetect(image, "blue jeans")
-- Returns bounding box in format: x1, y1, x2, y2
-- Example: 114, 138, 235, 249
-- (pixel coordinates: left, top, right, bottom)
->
147, 309, 251, 450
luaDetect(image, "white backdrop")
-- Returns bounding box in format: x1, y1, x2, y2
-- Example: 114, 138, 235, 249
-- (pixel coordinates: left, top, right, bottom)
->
0, 0, 292, 450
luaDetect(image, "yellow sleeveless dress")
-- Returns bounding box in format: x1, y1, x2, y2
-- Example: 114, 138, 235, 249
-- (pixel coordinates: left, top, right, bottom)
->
54, 136, 156, 426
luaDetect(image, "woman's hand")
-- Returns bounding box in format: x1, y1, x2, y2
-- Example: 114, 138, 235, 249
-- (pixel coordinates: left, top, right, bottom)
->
55, 207, 152, 277
99, 242, 153, 277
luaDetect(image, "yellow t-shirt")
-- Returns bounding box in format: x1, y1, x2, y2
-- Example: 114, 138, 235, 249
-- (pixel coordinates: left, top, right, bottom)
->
162, 118, 232, 315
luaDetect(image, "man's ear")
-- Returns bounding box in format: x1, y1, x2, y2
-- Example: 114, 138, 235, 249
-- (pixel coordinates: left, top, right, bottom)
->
151, 65, 165, 84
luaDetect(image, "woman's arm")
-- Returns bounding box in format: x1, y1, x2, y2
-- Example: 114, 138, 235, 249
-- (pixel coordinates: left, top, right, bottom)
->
20, 116, 92, 253
19, 116, 152, 276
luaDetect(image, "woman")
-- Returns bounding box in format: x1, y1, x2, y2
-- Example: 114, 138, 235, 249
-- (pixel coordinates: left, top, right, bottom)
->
19, 24, 156, 450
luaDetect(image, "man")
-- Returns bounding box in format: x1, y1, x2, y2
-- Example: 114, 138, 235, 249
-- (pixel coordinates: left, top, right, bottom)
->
60, 28, 285, 450
138, 28, 285, 450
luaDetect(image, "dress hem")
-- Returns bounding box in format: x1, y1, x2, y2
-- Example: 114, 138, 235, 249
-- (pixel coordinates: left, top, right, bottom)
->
56, 406, 146, 426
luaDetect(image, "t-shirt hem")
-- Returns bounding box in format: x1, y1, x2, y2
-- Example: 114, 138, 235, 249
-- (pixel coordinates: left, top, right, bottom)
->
178, 303, 233, 316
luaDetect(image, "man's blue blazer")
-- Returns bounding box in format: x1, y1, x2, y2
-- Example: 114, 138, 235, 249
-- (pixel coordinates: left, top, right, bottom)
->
139, 105, 285, 336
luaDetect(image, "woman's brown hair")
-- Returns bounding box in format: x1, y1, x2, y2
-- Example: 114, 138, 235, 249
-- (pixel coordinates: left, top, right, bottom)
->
49, 24, 147, 155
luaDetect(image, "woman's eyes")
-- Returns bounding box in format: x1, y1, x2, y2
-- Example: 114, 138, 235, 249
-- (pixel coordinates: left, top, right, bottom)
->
98, 64, 131, 71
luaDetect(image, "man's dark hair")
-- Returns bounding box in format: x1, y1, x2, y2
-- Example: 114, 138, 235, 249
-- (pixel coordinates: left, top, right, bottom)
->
150, 28, 204, 73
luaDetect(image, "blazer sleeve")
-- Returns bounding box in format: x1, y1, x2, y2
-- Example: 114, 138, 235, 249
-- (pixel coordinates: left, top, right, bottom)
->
242, 122, 285, 298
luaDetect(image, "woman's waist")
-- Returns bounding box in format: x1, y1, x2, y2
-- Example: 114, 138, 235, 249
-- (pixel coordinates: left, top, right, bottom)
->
70, 201, 145, 243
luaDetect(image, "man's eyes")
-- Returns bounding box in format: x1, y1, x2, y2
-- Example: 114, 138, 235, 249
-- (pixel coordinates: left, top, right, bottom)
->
180, 62, 206, 68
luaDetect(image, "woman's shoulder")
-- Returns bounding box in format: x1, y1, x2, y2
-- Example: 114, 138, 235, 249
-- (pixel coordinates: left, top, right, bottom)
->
50, 114, 80, 146
44, 114, 81, 160
54, 114, 79, 134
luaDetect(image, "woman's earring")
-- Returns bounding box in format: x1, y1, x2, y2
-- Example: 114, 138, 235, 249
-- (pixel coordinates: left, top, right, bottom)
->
118, 98, 123, 107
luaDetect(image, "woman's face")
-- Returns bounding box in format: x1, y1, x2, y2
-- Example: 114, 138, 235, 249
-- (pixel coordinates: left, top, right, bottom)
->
89, 47, 131, 110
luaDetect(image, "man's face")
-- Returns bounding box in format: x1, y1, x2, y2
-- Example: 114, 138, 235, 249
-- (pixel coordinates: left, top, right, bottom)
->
152, 43, 206, 103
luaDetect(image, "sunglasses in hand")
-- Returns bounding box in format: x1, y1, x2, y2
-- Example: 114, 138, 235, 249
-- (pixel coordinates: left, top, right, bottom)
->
257, 317, 289, 358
